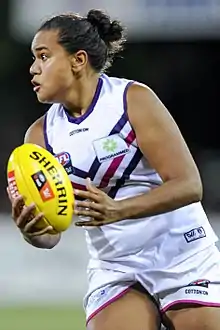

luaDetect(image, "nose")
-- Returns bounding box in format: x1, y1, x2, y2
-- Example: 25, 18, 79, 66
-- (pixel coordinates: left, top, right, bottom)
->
30, 61, 41, 76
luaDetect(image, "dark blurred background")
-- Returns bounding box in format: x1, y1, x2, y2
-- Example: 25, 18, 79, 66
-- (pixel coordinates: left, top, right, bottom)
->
0, 2, 220, 329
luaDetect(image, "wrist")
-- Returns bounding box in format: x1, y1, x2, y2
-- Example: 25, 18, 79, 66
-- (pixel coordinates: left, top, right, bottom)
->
116, 197, 144, 220
116, 199, 130, 220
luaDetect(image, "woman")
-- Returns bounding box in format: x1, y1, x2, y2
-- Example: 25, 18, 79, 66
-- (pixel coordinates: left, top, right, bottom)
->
8, 9, 220, 330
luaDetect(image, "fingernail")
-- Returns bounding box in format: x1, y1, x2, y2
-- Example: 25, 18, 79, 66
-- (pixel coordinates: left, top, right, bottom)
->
74, 190, 79, 195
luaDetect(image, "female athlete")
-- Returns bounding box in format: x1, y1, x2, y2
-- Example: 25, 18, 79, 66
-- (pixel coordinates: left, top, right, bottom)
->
7, 9, 220, 330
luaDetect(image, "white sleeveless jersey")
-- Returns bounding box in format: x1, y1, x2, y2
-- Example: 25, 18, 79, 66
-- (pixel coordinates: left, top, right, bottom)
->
44, 74, 218, 263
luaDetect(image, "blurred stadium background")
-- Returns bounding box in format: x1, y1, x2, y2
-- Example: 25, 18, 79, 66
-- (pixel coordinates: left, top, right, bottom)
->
0, 0, 220, 329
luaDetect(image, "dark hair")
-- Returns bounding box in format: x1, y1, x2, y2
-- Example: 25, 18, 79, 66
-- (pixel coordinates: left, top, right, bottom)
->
38, 9, 126, 72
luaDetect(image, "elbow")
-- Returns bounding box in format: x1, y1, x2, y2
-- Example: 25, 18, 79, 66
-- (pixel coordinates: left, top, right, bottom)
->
186, 176, 203, 203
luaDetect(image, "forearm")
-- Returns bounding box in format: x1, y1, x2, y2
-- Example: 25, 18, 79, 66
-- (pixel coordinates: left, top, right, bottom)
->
118, 178, 202, 220
23, 233, 61, 249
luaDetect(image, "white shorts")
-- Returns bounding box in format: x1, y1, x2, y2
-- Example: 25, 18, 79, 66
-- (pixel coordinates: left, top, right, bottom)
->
84, 244, 220, 325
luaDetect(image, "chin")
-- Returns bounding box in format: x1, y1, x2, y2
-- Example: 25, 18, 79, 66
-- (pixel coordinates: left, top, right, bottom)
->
36, 93, 54, 104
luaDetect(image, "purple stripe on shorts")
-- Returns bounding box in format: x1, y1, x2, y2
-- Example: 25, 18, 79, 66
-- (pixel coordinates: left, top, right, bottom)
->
86, 287, 131, 325
161, 299, 220, 313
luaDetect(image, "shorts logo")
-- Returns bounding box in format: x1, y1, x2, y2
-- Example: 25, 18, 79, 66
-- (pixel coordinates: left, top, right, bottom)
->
55, 152, 74, 175
184, 226, 206, 243
31, 171, 55, 202
185, 278, 210, 296
87, 289, 106, 307
188, 279, 210, 288
93, 134, 130, 163
185, 288, 208, 296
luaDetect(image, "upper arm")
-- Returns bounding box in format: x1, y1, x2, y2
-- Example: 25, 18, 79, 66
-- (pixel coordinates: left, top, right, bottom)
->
127, 83, 201, 184
24, 116, 46, 148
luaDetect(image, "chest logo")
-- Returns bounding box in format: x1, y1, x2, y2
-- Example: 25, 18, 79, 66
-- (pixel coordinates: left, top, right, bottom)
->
93, 134, 130, 163
103, 139, 117, 153
55, 152, 74, 175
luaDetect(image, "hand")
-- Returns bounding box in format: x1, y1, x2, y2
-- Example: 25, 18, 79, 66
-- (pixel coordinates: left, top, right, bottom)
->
74, 178, 123, 227
7, 187, 53, 238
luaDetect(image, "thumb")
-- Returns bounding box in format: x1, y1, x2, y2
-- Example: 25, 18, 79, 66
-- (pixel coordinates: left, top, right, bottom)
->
6, 187, 13, 202
86, 178, 99, 194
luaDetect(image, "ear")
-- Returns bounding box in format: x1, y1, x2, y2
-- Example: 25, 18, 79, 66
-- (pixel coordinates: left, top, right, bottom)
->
70, 50, 88, 73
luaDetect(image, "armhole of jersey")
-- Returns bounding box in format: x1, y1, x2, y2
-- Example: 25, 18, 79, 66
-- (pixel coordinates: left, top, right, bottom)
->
123, 80, 138, 146
43, 112, 54, 154
123, 81, 134, 113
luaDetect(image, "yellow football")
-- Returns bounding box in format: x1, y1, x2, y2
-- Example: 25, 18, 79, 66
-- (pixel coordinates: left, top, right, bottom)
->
7, 143, 74, 233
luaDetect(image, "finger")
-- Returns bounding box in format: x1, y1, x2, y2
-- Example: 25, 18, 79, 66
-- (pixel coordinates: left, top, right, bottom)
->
11, 196, 25, 219
7, 187, 21, 203
74, 190, 100, 202
23, 212, 44, 233
75, 220, 104, 227
16, 203, 36, 228
6, 187, 12, 202
86, 178, 101, 194
75, 200, 103, 211
27, 225, 54, 237
75, 209, 103, 219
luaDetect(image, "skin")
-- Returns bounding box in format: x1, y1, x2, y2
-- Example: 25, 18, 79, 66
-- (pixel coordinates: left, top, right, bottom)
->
74, 83, 202, 226
7, 28, 220, 330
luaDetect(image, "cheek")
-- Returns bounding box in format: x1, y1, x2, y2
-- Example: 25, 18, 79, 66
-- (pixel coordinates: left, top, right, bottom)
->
45, 60, 72, 86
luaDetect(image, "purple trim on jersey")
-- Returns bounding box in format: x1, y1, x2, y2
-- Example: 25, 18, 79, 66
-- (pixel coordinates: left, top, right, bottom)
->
108, 149, 143, 199
88, 158, 102, 181
109, 111, 128, 136
66, 80, 132, 182
43, 113, 54, 154
123, 81, 134, 112
98, 129, 136, 188
72, 167, 88, 179
72, 111, 128, 181
87, 112, 128, 180
64, 78, 103, 125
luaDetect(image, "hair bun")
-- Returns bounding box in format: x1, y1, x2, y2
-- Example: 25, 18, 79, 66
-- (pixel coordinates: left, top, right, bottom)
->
87, 9, 124, 43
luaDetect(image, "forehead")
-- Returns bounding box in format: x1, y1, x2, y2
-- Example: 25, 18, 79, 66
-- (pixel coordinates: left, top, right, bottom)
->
31, 30, 60, 53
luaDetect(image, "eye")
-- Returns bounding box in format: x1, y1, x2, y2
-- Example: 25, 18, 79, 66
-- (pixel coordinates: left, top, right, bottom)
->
40, 53, 48, 61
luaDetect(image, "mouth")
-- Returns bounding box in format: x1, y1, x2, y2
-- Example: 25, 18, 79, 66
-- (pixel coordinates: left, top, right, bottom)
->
31, 80, 41, 92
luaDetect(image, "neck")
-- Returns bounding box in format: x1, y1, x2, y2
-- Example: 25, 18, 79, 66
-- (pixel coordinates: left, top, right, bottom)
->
63, 73, 100, 117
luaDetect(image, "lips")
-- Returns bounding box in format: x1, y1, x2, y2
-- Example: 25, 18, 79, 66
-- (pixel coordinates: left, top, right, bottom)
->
31, 80, 41, 92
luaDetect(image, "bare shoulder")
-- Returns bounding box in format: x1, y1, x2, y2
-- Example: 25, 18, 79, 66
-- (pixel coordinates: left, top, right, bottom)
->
126, 82, 183, 139
125, 81, 201, 189
24, 115, 45, 148
126, 82, 170, 123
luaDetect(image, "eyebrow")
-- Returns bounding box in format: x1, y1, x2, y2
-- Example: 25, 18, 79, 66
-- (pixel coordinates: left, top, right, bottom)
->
31, 46, 49, 53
